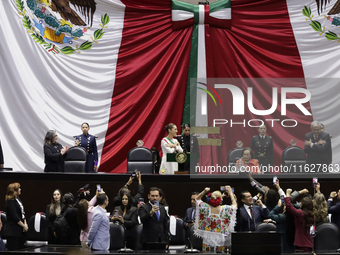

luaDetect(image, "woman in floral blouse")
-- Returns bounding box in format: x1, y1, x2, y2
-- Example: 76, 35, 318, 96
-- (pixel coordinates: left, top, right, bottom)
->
194, 186, 237, 252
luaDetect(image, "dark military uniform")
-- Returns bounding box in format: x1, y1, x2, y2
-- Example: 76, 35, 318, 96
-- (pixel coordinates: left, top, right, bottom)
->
75, 134, 98, 173
250, 135, 274, 169
177, 135, 200, 171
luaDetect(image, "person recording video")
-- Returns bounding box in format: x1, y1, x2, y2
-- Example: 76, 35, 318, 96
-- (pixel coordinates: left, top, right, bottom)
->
112, 171, 144, 207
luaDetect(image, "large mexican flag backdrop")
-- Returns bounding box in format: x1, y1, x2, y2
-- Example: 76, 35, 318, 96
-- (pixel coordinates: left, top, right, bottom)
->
0, 0, 339, 172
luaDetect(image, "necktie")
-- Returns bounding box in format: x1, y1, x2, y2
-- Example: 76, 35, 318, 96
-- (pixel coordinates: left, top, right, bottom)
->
315, 136, 318, 142
156, 210, 160, 220
249, 206, 254, 220
191, 208, 195, 221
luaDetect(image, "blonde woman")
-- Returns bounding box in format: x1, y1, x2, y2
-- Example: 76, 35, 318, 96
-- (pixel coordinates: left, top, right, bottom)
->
194, 186, 237, 252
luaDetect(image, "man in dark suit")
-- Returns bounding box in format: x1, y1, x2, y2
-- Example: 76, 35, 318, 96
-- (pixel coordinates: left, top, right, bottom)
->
237, 191, 269, 231
182, 192, 199, 229
304, 120, 331, 165
139, 187, 169, 249
250, 125, 274, 170
0, 140, 4, 168
327, 189, 340, 229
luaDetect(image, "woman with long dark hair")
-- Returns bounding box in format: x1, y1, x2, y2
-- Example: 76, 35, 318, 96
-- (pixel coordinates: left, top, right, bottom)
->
280, 185, 314, 252
77, 189, 101, 248
43, 130, 69, 172
45, 189, 62, 244
4, 183, 27, 250
111, 191, 138, 248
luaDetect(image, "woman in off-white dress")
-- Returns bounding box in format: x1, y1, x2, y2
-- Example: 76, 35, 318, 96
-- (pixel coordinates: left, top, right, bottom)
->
160, 123, 183, 174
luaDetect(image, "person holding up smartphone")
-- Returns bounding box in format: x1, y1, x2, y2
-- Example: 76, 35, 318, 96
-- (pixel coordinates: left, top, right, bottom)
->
276, 179, 314, 253
112, 171, 144, 207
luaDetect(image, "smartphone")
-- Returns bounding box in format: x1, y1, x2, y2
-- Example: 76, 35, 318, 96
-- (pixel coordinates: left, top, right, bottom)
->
220, 186, 227, 191
232, 187, 234, 194
280, 195, 284, 205
154, 200, 159, 207
273, 176, 278, 184
96, 184, 101, 192
310, 225, 315, 236
313, 177, 318, 187
114, 210, 120, 217
131, 172, 136, 178
138, 198, 144, 204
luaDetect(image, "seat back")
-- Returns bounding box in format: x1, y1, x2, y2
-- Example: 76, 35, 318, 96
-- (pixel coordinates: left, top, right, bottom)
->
0, 211, 7, 238
227, 148, 243, 166
187, 225, 202, 250
27, 213, 49, 241
64, 146, 87, 173
130, 224, 143, 250
255, 222, 277, 232
109, 222, 126, 250
282, 146, 306, 168
169, 217, 186, 245
127, 147, 153, 173
314, 222, 340, 252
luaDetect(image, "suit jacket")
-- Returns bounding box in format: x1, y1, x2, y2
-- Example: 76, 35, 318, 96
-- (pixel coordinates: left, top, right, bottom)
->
304, 131, 331, 165
0, 141, 4, 165
139, 202, 169, 244
4, 199, 25, 237
182, 207, 195, 229
237, 204, 269, 231
284, 197, 312, 249
0, 236, 6, 251
88, 206, 110, 250
43, 143, 65, 172
250, 135, 274, 167
113, 206, 138, 230
328, 200, 340, 229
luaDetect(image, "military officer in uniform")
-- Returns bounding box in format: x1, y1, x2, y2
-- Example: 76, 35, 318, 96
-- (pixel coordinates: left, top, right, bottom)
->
177, 123, 200, 171
250, 125, 274, 171
75, 122, 98, 173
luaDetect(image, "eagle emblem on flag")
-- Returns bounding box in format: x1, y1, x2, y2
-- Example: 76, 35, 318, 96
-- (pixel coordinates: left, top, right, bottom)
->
303, 1, 340, 42
16, 0, 110, 54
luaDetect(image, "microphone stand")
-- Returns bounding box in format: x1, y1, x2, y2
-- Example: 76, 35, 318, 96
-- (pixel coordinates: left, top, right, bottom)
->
118, 241, 133, 253
184, 237, 200, 253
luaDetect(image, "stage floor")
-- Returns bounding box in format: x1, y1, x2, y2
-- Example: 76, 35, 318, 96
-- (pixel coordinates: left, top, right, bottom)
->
0, 244, 338, 255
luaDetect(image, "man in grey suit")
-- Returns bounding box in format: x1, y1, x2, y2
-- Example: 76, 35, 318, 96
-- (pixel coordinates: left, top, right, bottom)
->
304, 120, 331, 165
87, 193, 110, 251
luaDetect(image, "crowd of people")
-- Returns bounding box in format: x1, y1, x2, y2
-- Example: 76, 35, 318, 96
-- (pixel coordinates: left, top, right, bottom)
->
2, 171, 340, 253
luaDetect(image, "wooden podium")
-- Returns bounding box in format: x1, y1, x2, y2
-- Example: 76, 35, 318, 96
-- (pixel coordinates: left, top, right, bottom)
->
166, 153, 190, 174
